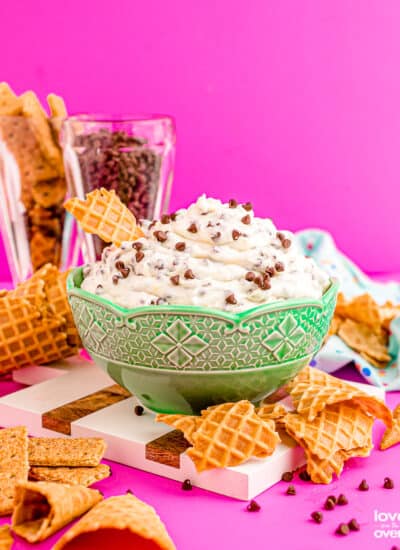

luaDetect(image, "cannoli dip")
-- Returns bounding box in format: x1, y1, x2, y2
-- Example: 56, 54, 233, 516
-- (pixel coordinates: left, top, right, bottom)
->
81, 195, 330, 312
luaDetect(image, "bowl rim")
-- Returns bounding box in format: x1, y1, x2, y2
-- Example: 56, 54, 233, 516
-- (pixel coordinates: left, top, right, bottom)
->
67, 267, 339, 322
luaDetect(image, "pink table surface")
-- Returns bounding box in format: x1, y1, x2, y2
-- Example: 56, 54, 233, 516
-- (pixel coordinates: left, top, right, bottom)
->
0, 366, 399, 550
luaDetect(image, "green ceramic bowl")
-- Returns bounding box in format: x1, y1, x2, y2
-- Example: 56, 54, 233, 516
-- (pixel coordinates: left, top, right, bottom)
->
67, 268, 338, 414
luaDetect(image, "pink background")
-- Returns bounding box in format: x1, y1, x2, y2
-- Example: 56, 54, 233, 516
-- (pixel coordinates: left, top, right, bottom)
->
1, 0, 400, 279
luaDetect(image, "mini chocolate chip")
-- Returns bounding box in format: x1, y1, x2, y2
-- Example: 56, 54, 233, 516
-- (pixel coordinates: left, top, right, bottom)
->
242, 202, 253, 211
156, 297, 166, 305
126, 488, 133, 494
241, 214, 251, 225
245, 271, 256, 282
384, 477, 394, 489
348, 519, 360, 531
261, 277, 271, 290
358, 479, 369, 491
311, 511, 323, 524
112, 275, 120, 285
120, 267, 130, 278
182, 479, 192, 491
254, 276, 263, 287
336, 523, 349, 536
132, 241, 143, 250
246, 500, 261, 512
136, 251, 145, 262
275, 261, 285, 272
337, 494, 348, 505
187, 223, 198, 233
175, 242, 186, 251
226, 293, 237, 305
299, 470, 311, 481
327, 495, 337, 504
276, 232, 285, 242
170, 275, 180, 286
148, 221, 157, 230
229, 199, 238, 208
115, 260, 125, 270
184, 269, 195, 279
282, 238, 291, 249
281, 471, 293, 482
211, 231, 221, 240
161, 214, 170, 224
286, 485, 296, 495
154, 230, 168, 242
232, 229, 240, 241
265, 266, 276, 277
170, 212, 177, 221
324, 498, 335, 511
134, 405, 144, 416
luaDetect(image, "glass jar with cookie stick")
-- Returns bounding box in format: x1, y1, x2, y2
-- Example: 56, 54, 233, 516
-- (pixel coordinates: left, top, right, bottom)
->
61, 114, 176, 263
0, 84, 69, 284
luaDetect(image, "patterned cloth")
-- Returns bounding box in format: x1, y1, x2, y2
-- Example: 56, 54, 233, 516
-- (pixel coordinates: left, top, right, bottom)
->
295, 230, 400, 391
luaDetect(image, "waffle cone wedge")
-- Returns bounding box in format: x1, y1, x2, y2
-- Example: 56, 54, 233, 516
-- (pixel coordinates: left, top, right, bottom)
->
11, 481, 102, 543
64, 188, 144, 246
282, 402, 374, 483
380, 404, 400, 450
53, 494, 176, 550
156, 414, 202, 444
187, 401, 280, 472
289, 367, 392, 428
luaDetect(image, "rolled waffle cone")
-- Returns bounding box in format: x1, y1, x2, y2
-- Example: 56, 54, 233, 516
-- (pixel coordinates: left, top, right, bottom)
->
186, 401, 280, 472
30, 230, 61, 271
45, 269, 81, 349
283, 402, 374, 484
289, 366, 392, 427
53, 493, 176, 550
0, 524, 13, 550
64, 188, 144, 247
11, 481, 102, 543
156, 414, 202, 444
0, 295, 71, 373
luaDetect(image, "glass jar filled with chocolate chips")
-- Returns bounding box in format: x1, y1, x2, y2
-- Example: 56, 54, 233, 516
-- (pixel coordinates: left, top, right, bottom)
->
62, 114, 175, 261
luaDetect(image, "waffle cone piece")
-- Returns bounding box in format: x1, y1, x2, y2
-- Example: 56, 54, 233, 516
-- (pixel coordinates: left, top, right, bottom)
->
380, 404, 400, 450
156, 414, 202, 444
64, 188, 144, 246
283, 402, 374, 483
186, 401, 280, 472
11, 481, 102, 543
289, 366, 392, 428
53, 494, 176, 550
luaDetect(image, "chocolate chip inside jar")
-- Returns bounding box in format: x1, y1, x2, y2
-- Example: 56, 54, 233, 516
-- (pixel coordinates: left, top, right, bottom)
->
74, 128, 162, 260
81, 195, 330, 311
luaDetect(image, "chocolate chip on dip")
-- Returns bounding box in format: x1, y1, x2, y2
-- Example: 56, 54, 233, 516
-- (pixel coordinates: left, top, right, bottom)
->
81, 195, 330, 312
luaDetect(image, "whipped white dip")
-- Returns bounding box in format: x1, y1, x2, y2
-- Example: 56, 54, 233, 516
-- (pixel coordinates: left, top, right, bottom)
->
81, 195, 330, 312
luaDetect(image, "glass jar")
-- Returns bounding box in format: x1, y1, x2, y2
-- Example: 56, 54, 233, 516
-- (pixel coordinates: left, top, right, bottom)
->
0, 115, 66, 284
62, 114, 176, 263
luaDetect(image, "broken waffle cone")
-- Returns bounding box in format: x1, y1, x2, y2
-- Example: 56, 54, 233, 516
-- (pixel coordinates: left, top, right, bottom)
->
283, 402, 374, 484
338, 319, 391, 364
53, 493, 176, 550
156, 414, 202, 445
11, 481, 102, 543
256, 403, 289, 430
289, 367, 392, 427
187, 401, 280, 472
380, 403, 400, 450
64, 188, 144, 246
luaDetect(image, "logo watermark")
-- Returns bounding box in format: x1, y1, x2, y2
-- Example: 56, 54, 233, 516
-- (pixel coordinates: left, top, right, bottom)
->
374, 509, 400, 538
